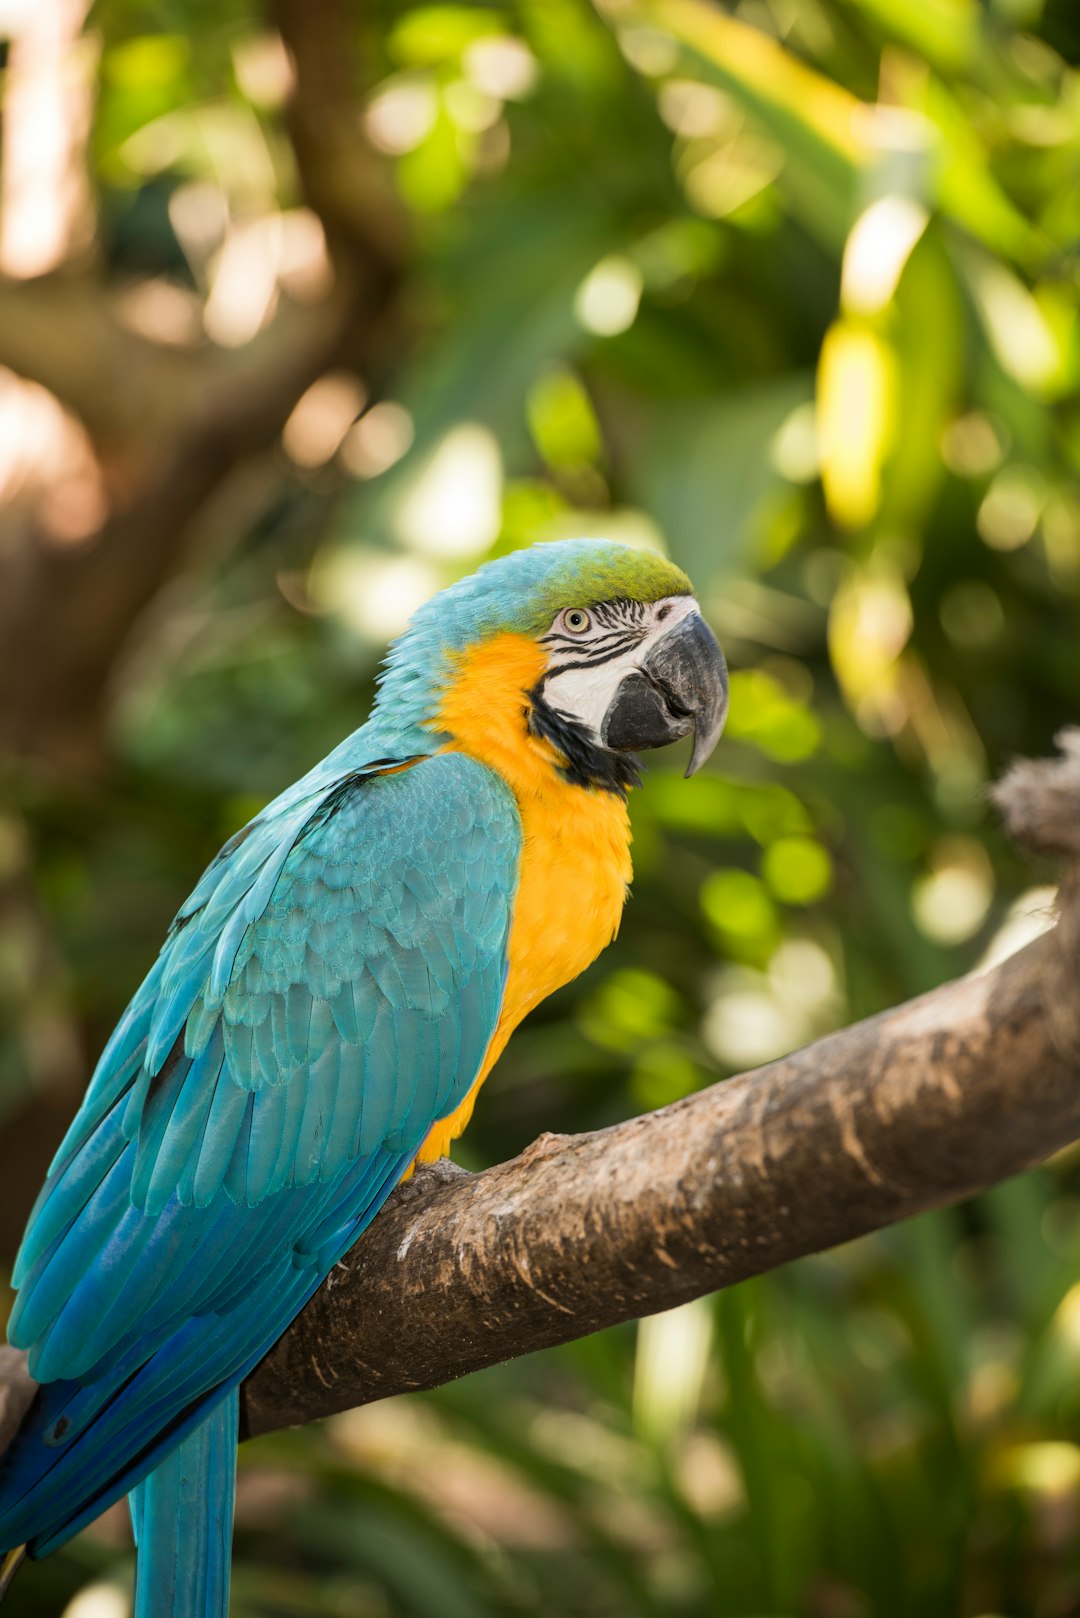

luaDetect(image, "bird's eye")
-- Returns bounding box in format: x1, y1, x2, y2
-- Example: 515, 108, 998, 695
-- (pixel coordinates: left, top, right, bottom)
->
562, 609, 591, 634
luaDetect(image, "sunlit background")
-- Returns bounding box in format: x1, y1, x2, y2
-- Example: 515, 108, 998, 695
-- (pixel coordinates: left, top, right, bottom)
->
1, 0, 1079, 1613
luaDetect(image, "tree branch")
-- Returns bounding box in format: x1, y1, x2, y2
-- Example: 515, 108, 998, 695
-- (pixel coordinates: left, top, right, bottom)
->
272, 0, 409, 272
0, 3, 408, 774
0, 282, 360, 771
238, 925, 1076, 1436
0, 274, 183, 441
2, 736, 1079, 1452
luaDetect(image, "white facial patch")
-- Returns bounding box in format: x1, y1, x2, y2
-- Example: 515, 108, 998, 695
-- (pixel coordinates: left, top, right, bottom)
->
541, 595, 701, 737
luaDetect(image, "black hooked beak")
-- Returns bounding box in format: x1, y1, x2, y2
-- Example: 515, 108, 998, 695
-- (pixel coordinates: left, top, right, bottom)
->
601, 610, 729, 777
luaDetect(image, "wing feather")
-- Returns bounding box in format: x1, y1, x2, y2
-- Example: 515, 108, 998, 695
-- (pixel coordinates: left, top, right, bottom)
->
140, 1027, 226, 1214
3, 751, 520, 1557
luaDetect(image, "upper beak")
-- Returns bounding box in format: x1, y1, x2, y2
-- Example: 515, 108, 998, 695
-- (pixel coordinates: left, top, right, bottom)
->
601, 610, 728, 776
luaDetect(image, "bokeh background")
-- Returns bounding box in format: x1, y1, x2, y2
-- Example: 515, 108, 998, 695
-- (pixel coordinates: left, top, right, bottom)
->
1, 0, 1079, 1613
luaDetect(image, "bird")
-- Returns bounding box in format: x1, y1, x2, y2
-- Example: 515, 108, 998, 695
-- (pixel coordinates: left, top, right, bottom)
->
0, 537, 727, 1616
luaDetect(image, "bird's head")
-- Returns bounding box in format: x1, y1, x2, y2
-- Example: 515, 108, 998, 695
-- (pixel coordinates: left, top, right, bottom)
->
375, 539, 728, 794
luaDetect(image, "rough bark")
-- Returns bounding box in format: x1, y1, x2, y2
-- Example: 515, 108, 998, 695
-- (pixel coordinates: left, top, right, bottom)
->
238, 922, 1076, 1437
1, 735, 1078, 1454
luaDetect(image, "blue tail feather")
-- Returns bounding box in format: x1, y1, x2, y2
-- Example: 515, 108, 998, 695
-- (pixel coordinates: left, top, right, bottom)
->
129, 1387, 238, 1618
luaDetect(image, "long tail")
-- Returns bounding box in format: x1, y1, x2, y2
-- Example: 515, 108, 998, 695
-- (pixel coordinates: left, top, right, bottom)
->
128, 1386, 238, 1618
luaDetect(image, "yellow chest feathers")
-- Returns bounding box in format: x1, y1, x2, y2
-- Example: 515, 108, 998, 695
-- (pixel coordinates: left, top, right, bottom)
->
416, 633, 633, 1161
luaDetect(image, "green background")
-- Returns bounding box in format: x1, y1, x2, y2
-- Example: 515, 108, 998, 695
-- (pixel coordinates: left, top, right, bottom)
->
2, 0, 1080, 1613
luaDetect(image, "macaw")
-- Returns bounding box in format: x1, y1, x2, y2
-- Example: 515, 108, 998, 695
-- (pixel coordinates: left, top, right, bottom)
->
0, 538, 727, 1616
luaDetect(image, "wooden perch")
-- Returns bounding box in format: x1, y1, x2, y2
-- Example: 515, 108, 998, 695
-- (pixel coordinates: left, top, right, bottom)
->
2, 733, 1079, 1455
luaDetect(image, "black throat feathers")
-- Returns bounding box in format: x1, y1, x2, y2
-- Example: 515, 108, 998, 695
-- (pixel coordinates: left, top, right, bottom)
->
526, 685, 642, 798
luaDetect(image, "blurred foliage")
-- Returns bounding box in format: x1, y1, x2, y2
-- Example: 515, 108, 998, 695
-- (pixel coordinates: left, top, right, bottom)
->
2, 0, 1080, 1613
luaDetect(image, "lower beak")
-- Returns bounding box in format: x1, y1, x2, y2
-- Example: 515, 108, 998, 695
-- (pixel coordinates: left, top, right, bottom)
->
601, 611, 729, 776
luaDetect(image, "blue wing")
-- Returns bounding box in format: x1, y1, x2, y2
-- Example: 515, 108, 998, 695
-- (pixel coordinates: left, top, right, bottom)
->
0, 751, 520, 1554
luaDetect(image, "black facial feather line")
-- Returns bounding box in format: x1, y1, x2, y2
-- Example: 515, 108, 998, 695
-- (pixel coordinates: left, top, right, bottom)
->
527, 685, 642, 798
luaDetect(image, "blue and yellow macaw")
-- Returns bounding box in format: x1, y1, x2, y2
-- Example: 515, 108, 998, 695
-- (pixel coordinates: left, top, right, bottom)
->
0, 538, 726, 1615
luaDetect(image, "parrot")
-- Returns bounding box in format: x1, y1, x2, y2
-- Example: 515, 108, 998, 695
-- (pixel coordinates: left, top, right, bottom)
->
0, 537, 727, 1616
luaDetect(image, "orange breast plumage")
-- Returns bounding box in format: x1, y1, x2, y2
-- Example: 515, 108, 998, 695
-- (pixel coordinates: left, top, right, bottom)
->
415, 633, 633, 1162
